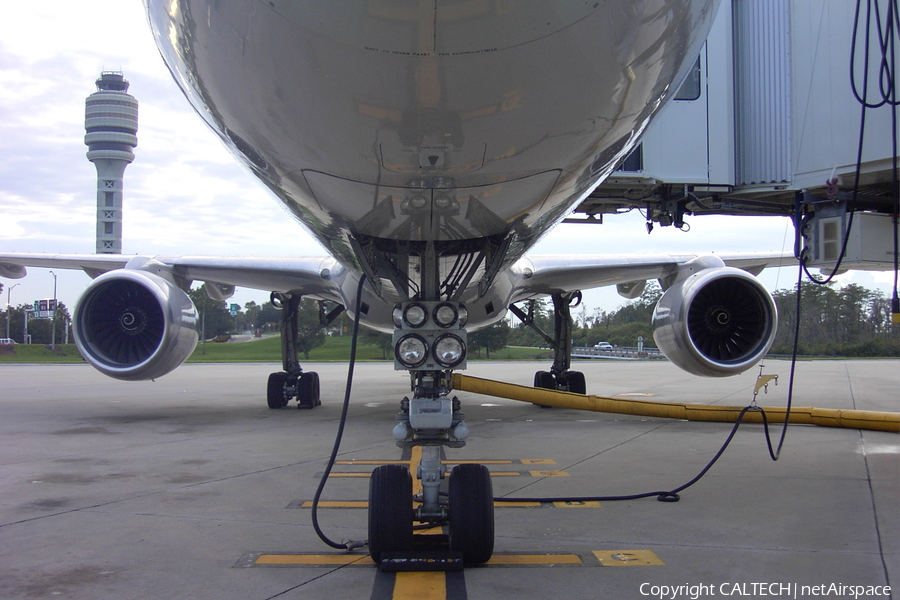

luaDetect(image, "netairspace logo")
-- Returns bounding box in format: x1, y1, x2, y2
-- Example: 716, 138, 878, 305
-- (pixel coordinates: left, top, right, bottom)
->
639, 583, 892, 600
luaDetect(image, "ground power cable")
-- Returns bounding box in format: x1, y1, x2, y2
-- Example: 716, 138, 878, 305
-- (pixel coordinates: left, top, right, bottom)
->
310, 274, 368, 551
808, 0, 899, 324
494, 264, 805, 506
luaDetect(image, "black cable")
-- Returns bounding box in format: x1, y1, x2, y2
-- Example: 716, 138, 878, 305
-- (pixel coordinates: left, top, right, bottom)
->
494, 404, 790, 505
310, 274, 367, 550
496, 264, 804, 507
805, 0, 899, 292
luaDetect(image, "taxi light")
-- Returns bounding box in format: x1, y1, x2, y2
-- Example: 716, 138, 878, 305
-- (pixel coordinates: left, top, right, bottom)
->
403, 303, 427, 328
457, 304, 468, 327
433, 302, 458, 328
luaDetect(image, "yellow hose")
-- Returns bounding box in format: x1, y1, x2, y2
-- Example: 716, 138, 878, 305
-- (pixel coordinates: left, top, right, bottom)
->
450, 374, 900, 434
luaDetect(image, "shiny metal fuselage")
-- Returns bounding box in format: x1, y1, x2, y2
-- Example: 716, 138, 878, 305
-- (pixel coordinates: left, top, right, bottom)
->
146, 0, 718, 324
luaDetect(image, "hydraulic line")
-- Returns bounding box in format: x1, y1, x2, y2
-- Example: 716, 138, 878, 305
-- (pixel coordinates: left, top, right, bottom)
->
310, 274, 367, 551
451, 373, 900, 433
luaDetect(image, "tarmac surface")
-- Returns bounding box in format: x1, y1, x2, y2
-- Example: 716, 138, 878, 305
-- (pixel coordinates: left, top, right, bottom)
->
0, 359, 896, 600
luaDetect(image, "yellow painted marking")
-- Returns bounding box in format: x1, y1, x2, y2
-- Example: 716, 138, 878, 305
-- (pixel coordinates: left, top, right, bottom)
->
329, 470, 525, 479
414, 525, 444, 535
254, 554, 374, 566
593, 550, 665, 567
337, 460, 410, 465
250, 551, 641, 568
529, 470, 569, 477
486, 554, 582, 565
393, 572, 446, 600
553, 501, 602, 508
299, 501, 368, 508
520, 459, 556, 465
410, 445, 424, 499
301, 500, 542, 508
445, 460, 513, 465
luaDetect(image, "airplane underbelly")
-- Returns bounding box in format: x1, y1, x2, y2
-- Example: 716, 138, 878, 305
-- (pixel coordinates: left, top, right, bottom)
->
147, 0, 717, 260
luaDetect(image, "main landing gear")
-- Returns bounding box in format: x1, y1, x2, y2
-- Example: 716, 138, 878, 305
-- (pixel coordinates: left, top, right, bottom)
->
509, 291, 587, 397
266, 292, 343, 409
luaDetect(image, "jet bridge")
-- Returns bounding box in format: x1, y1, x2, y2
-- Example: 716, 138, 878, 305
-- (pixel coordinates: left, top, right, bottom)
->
573, 0, 899, 277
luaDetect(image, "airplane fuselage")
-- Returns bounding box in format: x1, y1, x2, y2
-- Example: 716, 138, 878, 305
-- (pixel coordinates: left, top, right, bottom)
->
3, 3, 788, 564
147, 0, 718, 327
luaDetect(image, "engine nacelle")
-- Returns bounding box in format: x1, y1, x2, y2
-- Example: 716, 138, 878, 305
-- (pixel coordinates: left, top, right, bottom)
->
73, 270, 199, 381
652, 267, 777, 377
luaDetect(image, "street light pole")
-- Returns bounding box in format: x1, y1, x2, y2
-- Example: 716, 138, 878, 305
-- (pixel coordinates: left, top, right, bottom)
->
6, 283, 19, 341
49, 271, 58, 350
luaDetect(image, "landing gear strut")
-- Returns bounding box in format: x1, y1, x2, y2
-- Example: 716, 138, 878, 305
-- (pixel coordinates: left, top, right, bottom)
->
367, 296, 494, 565
368, 371, 494, 565
350, 230, 504, 565
509, 291, 587, 396
266, 292, 343, 409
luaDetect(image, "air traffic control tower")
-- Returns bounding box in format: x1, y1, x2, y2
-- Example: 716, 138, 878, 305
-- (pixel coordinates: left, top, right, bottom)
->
85, 71, 138, 254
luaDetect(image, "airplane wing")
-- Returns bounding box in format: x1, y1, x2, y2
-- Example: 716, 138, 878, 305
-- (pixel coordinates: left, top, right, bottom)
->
0, 252, 344, 302
509, 252, 794, 302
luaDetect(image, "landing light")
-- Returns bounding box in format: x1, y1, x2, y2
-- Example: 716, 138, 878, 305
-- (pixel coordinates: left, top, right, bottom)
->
396, 334, 428, 368
433, 333, 465, 368
392, 300, 468, 371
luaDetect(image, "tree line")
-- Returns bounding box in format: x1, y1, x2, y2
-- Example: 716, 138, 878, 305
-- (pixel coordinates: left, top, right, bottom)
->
3, 280, 897, 357
503, 280, 899, 357
769, 282, 899, 356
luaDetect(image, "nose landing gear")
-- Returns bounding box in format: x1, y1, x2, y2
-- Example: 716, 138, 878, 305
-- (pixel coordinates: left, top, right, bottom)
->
368, 371, 495, 566
367, 448, 495, 566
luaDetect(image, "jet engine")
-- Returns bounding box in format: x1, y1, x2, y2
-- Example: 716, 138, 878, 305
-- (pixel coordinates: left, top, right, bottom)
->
652, 266, 777, 377
73, 270, 199, 381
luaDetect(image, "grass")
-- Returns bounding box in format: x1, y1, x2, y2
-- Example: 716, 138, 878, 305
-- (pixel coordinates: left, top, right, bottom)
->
0, 344, 86, 363
0, 337, 554, 364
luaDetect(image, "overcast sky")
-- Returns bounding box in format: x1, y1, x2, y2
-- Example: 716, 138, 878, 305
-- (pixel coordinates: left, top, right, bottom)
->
1, 2, 894, 322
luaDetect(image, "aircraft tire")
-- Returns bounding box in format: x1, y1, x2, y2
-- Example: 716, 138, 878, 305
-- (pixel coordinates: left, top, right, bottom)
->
561, 370, 586, 395
368, 465, 413, 563
266, 372, 289, 409
534, 370, 554, 389
297, 372, 320, 409
449, 463, 494, 564
533, 371, 555, 407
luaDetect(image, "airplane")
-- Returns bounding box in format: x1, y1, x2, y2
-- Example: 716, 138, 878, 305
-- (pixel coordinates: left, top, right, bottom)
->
0, 0, 790, 564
